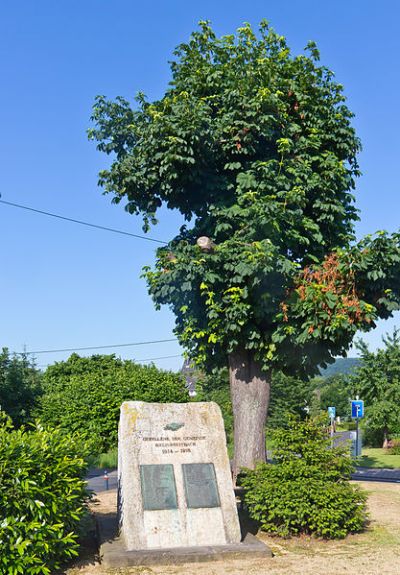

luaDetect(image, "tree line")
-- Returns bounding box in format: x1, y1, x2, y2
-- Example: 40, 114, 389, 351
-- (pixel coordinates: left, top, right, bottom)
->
2, 329, 400, 448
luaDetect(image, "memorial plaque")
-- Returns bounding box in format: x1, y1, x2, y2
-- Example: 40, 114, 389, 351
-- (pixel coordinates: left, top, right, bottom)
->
118, 401, 241, 550
140, 464, 178, 510
182, 463, 221, 509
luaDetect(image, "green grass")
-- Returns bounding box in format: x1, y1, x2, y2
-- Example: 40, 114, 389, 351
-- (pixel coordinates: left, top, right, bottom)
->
358, 448, 400, 469
87, 447, 118, 470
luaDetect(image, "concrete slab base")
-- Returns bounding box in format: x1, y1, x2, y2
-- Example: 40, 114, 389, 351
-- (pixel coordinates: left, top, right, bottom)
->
97, 509, 273, 567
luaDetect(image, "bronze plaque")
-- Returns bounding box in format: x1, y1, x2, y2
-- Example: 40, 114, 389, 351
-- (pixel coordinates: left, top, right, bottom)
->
140, 464, 178, 510
182, 463, 221, 509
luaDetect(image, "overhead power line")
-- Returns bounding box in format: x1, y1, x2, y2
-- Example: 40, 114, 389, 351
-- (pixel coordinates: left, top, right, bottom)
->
0, 199, 167, 245
131, 353, 181, 362
15, 338, 178, 355
37, 353, 182, 369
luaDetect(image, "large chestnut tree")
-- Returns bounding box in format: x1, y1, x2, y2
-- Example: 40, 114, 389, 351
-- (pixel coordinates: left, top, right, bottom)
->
89, 22, 400, 478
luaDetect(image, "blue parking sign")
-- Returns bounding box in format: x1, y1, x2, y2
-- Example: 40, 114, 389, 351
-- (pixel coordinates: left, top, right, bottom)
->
328, 406, 336, 419
351, 400, 364, 419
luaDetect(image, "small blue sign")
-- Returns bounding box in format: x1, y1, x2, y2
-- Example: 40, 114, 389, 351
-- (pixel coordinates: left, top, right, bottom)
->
351, 400, 364, 419
328, 406, 336, 419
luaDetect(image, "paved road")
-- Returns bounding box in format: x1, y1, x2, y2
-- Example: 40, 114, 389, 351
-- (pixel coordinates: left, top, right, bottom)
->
87, 469, 118, 493
86, 466, 400, 494
353, 467, 400, 483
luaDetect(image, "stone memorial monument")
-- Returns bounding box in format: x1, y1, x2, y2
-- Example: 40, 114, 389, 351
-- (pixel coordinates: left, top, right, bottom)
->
98, 400, 271, 566
118, 401, 241, 551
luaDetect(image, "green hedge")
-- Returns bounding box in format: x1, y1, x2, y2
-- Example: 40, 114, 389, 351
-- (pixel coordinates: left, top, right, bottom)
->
241, 418, 367, 539
38, 355, 188, 450
0, 414, 90, 574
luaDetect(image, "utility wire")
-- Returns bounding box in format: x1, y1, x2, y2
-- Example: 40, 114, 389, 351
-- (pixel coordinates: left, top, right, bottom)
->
128, 353, 181, 362
37, 353, 182, 369
15, 338, 178, 355
0, 199, 167, 245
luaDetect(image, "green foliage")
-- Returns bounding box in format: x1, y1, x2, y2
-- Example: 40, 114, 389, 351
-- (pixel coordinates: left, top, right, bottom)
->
38, 354, 188, 450
90, 21, 400, 379
197, 368, 234, 448
0, 413, 90, 574
0, 348, 42, 427
351, 329, 400, 445
241, 417, 367, 538
97, 448, 118, 469
198, 368, 312, 436
310, 373, 351, 419
389, 440, 400, 455
362, 425, 385, 448
268, 371, 312, 427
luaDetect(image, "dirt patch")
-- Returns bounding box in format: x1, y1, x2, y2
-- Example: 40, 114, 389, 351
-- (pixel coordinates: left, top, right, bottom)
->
64, 481, 400, 575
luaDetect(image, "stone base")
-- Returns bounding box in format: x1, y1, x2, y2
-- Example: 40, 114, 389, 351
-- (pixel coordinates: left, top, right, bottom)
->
97, 507, 272, 567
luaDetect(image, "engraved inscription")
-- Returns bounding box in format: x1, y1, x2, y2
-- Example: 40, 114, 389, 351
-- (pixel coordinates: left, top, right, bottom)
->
182, 463, 221, 509
140, 464, 178, 510
141, 435, 206, 455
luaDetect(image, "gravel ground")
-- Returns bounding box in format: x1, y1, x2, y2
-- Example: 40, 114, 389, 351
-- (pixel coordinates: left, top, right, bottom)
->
64, 481, 400, 575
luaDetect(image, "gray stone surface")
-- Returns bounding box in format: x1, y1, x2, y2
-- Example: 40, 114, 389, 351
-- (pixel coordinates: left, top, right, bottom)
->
118, 401, 242, 551
97, 491, 272, 567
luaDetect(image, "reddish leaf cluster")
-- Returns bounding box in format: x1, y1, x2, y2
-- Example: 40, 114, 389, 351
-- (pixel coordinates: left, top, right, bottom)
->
282, 253, 372, 330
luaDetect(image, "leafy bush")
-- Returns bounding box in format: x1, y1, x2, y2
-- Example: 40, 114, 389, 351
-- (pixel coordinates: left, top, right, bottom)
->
0, 348, 43, 427
362, 425, 385, 447
389, 439, 400, 455
241, 418, 367, 539
38, 354, 188, 450
0, 414, 90, 574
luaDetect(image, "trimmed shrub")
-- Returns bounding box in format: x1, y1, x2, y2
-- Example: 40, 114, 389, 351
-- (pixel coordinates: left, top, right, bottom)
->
241, 418, 367, 539
0, 414, 90, 574
38, 354, 188, 450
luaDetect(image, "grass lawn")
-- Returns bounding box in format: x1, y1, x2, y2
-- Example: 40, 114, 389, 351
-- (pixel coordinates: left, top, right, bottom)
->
358, 448, 400, 469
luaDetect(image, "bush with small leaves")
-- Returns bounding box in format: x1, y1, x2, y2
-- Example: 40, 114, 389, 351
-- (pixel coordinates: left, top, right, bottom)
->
0, 413, 91, 574
241, 417, 367, 538
38, 354, 189, 451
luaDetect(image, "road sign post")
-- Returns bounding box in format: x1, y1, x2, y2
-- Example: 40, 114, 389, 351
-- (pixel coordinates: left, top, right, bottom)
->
327, 407, 336, 447
351, 400, 364, 457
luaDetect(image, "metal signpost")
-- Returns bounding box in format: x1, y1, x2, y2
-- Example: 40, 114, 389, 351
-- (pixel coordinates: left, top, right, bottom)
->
328, 406, 336, 419
328, 406, 336, 446
351, 399, 364, 457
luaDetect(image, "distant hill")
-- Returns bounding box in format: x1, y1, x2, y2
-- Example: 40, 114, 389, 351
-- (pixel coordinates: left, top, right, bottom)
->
319, 357, 361, 378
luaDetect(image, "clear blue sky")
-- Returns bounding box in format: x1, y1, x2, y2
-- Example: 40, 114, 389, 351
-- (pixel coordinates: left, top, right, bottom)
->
1, 0, 399, 371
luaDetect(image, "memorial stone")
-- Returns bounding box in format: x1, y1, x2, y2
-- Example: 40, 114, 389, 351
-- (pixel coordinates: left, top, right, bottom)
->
118, 401, 241, 550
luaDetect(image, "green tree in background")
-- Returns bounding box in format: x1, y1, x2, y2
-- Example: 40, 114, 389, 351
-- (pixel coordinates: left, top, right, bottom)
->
310, 373, 351, 420
351, 330, 400, 447
197, 368, 234, 450
38, 354, 188, 450
0, 348, 42, 426
267, 371, 312, 428
90, 21, 400, 477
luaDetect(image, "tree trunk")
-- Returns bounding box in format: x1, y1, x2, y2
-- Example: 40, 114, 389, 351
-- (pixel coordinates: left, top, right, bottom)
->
383, 426, 389, 449
229, 348, 271, 483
